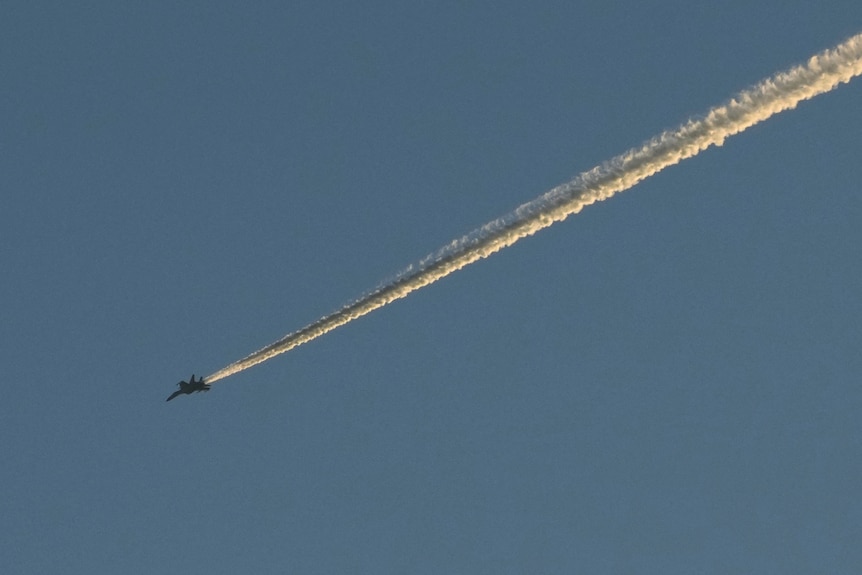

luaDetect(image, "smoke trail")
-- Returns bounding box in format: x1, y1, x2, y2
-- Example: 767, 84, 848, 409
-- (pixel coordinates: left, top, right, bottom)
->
206, 32, 862, 384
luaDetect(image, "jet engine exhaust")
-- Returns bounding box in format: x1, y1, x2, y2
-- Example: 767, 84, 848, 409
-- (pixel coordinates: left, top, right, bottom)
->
206, 31, 862, 384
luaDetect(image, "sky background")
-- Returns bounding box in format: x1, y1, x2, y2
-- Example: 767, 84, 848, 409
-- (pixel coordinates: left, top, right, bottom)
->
3, 2, 862, 573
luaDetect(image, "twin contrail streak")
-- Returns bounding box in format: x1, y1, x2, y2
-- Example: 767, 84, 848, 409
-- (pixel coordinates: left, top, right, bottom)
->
206, 32, 862, 384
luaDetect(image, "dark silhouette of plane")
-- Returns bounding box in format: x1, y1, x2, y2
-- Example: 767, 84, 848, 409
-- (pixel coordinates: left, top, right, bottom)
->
165, 374, 210, 402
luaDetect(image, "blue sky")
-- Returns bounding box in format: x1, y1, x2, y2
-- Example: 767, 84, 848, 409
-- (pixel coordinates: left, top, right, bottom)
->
3, 2, 862, 573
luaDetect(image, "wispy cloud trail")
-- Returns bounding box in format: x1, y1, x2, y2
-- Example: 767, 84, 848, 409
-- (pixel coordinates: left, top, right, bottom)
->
207, 32, 862, 384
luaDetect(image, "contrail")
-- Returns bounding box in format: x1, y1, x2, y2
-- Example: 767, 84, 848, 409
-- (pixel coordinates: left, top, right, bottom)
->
206, 32, 862, 384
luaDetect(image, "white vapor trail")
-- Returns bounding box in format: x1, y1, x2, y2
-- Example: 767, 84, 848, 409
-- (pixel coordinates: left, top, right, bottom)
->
206, 32, 862, 384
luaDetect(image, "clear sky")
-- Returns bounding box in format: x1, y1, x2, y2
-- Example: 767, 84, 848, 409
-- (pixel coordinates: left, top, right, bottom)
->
3, 2, 862, 573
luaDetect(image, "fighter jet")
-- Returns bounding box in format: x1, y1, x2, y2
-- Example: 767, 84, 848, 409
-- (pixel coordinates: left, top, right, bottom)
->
165, 374, 210, 402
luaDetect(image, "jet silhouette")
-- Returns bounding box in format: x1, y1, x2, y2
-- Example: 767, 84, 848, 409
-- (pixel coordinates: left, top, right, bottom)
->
165, 374, 210, 402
